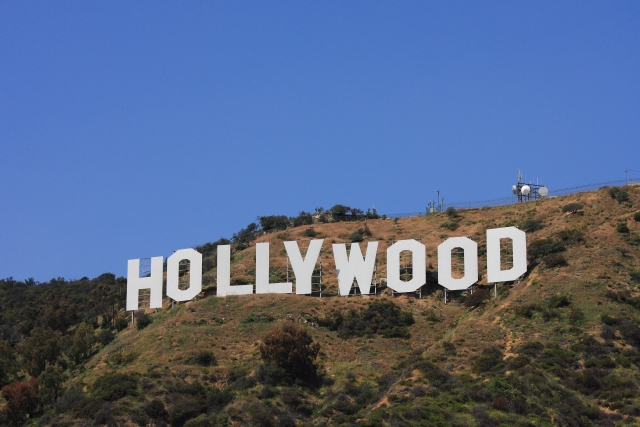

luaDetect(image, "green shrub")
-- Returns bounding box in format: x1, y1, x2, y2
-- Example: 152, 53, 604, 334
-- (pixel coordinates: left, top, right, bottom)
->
241, 312, 274, 324
322, 300, 414, 339
556, 229, 585, 245
145, 399, 168, 419
543, 254, 568, 268
96, 329, 114, 346
190, 350, 217, 367
446, 207, 458, 218
169, 395, 207, 427
136, 314, 152, 330
464, 288, 490, 307
440, 221, 459, 231
259, 323, 320, 382
616, 223, 630, 233
547, 293, 571, 308
521, 218, 543, 232
302, 227, 317, 237
616, 190, 630, 203
528, 238, 565, 261
609, 187, 621, 199
349, 231, 364, 243
184, 414, 212, 427
634, 212, 640, 222
115, 317, 129, 331
92, 373, 137, 400
630, 270, 640, 283
206, 388, 234, 410
471, 347, 504, 373
562, 203, 583, 213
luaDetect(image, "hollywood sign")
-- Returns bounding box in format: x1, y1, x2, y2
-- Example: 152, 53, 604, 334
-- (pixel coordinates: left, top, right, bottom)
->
126, 227, 526, 311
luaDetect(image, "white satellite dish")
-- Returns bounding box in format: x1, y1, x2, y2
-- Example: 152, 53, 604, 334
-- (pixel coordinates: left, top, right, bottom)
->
512, 185, 517, 195
539, 186, 549, 197
521, 185, 531, 195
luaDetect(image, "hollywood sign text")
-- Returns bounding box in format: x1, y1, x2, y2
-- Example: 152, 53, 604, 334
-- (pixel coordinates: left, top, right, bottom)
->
126, 227, 526, 311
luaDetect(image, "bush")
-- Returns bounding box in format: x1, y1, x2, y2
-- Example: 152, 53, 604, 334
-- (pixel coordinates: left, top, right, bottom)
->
521, 218, 543, 232
145, 399, 169, 419
634, 212, 640, 222
136, 314, 152, 330
169, 395, 207, 427
92, 373, 137, 400
464, 288, 491, 307
616, 223, 630, 234
302, 228, 317, 237
190, 350, 217, 367
184, 414, 212, 427
609, 187, 621, 199
205, 387, 234, 410
322, 300, 415, 339
115, 317, 129, 331
440, 221, 459, 231
528, 238, 565, 261
97, 328, 114, 346
1, 378, 39, 426
556, 229, 585, 245
562, 203, 583, 213
472, 347, 504, 374
543, 254, 568, 268
616, 190, 630, 203
349, 231, 364, 243
446, 207, 458, 218
259, 323, 320, 382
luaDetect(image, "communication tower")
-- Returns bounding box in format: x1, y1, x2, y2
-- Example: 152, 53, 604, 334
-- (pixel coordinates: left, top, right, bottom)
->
512, 169, 548, 202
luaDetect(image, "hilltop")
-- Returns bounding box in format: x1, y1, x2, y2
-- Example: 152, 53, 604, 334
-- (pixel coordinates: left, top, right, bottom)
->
1, 185, 640, 427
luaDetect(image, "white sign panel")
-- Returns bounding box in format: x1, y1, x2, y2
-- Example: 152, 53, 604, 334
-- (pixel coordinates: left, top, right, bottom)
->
333, 241, 378, 295
284, 239, 324, 295
486, 226, 527, 283
437, 237, 478, 291
386, 239, 426, 293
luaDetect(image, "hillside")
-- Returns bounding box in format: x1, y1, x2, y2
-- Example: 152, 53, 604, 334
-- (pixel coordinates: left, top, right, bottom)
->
2, 185, 640, 427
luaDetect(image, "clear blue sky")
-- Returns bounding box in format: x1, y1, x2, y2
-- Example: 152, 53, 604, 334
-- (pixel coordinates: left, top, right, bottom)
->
1, 1, 639, 281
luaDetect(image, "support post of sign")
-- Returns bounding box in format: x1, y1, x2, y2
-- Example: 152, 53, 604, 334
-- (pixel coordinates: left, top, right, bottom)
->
131, 311, 133, 325
494, 283, 497, 298
444, 289, 447, 304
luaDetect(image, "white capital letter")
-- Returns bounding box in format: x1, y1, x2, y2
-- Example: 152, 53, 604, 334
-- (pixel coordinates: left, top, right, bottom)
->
126, 256, 163, 311
256, 242, 292, 294
217, 245, 253, 296
386, 239, 426, 293
284, 239, 324, 295
437, 237, 478, 291
333, 242, 378, 296
167, 248, 202, 302
487, 227, 527, 283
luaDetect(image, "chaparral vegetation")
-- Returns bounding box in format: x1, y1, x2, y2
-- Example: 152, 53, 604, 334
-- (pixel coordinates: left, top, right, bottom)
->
1, 187, 640, 426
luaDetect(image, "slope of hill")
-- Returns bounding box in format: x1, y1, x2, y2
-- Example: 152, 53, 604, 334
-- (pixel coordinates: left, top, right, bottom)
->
2, 185, 640, 427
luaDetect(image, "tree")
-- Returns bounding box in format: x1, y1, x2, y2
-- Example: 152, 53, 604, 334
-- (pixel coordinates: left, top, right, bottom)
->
232, 223, 259, 244
259, 215, 289, 233
562, 203, 583, 213
0, 340, 17, 386
18, 327, 62, 377
89, 280, 122, 329
65, 323, 96, 365
38, 364, 67, 404
259, 323, 320, 382
1, 378, 40, 426
137, 313, 153, 330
